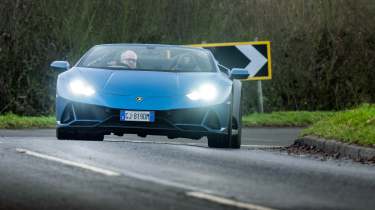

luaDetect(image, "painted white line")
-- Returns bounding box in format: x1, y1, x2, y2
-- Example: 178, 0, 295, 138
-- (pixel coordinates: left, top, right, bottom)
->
186, 191, 276, 210
107, 139, 283, 149
15, 149, 276, 210
106, 139, 165, 144
16, 148, 120, 176
106, 139, 204, 147
120, 170, 205, 192
242, 145, 283, 149
14, 148, 202, 191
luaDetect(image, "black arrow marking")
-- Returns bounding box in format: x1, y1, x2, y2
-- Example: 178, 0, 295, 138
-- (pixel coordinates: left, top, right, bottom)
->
204, 46, 250, 69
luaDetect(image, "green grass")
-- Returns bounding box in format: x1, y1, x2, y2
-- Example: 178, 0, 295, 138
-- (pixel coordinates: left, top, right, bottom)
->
0, 113, 55, 129
242, 111, 335, 127
302, 104, 375, 146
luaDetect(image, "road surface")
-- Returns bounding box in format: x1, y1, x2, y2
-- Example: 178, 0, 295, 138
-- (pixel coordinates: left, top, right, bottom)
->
0, 128, 374, 210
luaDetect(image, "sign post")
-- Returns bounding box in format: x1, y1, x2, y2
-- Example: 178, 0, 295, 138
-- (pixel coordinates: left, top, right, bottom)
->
257, 80, 264, 113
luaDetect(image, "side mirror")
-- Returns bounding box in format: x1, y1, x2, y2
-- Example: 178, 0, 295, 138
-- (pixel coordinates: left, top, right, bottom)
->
50, 61, 70, 71
230, 68, 249, 80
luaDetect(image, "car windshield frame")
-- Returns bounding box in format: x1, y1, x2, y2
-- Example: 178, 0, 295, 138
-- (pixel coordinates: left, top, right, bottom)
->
77, 45, 217, 73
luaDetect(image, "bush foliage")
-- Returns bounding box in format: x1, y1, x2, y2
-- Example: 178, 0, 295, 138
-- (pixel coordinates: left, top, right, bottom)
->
1, 0, 374, 115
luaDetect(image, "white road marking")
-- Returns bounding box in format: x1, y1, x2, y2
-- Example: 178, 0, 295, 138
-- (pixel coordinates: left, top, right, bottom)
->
107, 139, 283, 149
15, 148, 205, 191
106, 139, 205, 147
244, 138, 289, 142
16, 148, 120, 176
242, 145, 283, 149
186, 191, 276, 210
15, 148, 276, 210
119, 170, 205, 192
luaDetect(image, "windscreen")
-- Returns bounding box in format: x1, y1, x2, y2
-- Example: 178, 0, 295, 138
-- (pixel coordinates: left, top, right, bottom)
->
78, 45, 216, 72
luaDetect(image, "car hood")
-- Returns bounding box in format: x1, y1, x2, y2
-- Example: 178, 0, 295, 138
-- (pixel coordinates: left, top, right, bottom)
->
75, 67, 230, 97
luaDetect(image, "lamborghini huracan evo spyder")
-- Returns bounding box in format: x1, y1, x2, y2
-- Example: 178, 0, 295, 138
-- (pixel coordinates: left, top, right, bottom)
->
51, 44, 249, 148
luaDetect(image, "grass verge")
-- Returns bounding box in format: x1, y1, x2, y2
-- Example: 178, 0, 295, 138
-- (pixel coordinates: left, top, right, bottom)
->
2, 110, 332, 129
242, 111, 335, 127
302, 104, 375, 147
1, 104, 374, 147
0, 113, 55, 129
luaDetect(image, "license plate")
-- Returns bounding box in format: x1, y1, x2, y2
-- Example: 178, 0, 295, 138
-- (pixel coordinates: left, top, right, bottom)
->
120, 110, 155, 122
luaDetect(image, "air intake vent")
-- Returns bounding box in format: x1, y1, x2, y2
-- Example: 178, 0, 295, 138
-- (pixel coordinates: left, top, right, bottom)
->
61, 104, 75, 124
204, 111, 221, 130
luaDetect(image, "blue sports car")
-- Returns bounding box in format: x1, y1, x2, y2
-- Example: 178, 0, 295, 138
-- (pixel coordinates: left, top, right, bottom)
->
51, 44, 249, 148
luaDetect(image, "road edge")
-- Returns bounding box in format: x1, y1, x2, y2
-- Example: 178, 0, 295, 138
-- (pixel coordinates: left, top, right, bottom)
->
294, 136, 375, 161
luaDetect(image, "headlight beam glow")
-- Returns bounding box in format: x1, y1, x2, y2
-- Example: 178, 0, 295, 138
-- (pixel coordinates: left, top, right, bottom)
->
187, 84, 217, 101
69, 79, 96, 96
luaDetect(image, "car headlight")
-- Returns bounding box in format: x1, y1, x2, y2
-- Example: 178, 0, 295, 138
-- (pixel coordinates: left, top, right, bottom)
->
186, 83, 218, 101
69, 79, 95, 96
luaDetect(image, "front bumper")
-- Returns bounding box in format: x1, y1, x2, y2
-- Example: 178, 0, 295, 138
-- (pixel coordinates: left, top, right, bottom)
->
56, 99, 230, 139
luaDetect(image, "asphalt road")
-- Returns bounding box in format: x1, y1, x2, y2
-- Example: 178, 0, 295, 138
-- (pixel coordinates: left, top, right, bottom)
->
0, 128, 374, 210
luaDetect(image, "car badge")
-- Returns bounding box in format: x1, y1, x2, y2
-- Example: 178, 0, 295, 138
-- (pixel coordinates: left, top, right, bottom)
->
135, 96, 143, 102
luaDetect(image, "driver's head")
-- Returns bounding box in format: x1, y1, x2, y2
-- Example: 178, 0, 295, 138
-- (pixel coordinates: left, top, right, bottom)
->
177, 54, 196, 70
120, 50, 138, 69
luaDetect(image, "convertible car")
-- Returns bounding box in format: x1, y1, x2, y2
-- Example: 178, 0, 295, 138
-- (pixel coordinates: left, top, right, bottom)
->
51, 44, 249, 148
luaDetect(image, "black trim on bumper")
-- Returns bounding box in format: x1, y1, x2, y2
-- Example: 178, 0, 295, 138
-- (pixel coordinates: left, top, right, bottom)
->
58, 102, 226, 138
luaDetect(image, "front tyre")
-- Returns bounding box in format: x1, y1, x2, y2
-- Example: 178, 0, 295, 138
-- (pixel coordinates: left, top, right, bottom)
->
230, 117, 242, 149
56, 128, 72, 140
56, 128, 104, 141
207, 133, 231, 148
230, 97, 242, 148
207, 114, 235, 148
207, 117, 241, 149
